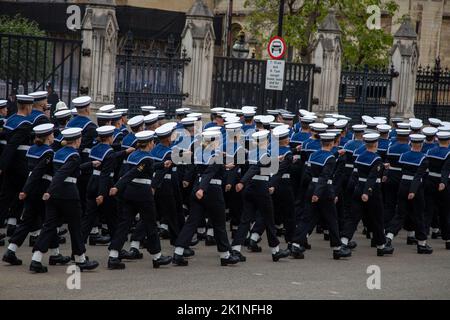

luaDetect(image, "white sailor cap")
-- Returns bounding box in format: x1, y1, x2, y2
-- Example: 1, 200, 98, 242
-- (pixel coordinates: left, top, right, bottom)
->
376, 124, 391, 133
436, 131, 450, 140
242, 107, 256, 117
225, 122, 243, 131
205, 126, 222, 132
242, 105, 257, 110
202, 130, 221, 141
186, 112, 202, 120
180, 117, 197, 127
409, 118, 422, 123
29, 91, 48, 102
110, 112, 123, 122
270, 122, 287, 129
300, 115, 317, 123
55, 109, 71, 120
334, 119, 348, 129
0, 99, 8, 108
128, 115, 145, 128
422, 127, 438, 136
222, 113, 237, 119
144, 114, 159, 125
272, 126, 290, 139
135, 130, 155, 141
335, 114, 352, 121
267, 109, 281, 116
55, 101, 68, 112
72, 96, 91, 109
141, 106, 156, 112
254, 115, 264, 124
391, 117, 404, 123
96, 125, 115, 137
352, 124, 367, 132
410, 134, 425, 143
396, 129, 411, 136
96, 112, 115, 120
115, 108, 128, 115
299, 109, 314, 117
327, 129, 342, 136
211, 107, 226, 114
323, 117, 338, 126
16, 95, 34, 104
438, 125, 450, 132
428, 118, 441, 126
252, 130, 270, 140
364, 118, 379, 127
319, 133, 336, 141
396, 122, 410, 129
70, 108, 78, 116
410, 121, 423, 130
261, 115, 275, 125
310, 122, 328, 132
224, 116, 241, 124
363, 133, 380, 142
155, 122, 177, 137
62, 127, 82, 140
325, 113, 339, 118
33, 123, 54, 137
176, 107, 191, 115
99, 104, 115, 113
281, 113, 295, 120
149, 110, 166, 119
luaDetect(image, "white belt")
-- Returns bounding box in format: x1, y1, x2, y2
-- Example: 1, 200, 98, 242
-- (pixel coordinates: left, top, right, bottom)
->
353, 168, 358, 173
389, 166, 401, 171
64, 177, 77, 183
198, 178, 222, 185
401, 175, 414, 181
282, 173, 290, 179
82, 148, 91, 153
0, 140, 6, 145
164, 174, 172, 179
311, 177, 333, 184
42, 174, 53, 182
132, 178, 152, 185
172, 167, 177, 172
359, 177, 381, 183
252, 175, 270, 181
428, 172, 441, 178
17, 145, 30, 151
93, 170, 114, 177
345, 164, 354, 168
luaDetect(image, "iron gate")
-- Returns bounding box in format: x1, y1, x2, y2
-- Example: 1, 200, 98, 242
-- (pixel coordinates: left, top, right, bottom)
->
0, 33, 82, 104
114, 32, 191, 117
414, 58, 450, 121
338, 65, 398, 125
212, 56, 316, 114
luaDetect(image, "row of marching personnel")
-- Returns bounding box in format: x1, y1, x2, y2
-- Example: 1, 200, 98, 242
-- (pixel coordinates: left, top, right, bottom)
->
0, 93, 449, 273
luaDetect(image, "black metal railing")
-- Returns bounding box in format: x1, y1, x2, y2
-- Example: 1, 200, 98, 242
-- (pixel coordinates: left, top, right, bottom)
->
0, 33, 82, 104
415, 58, 450, 121
114, 32, 190, 117
212, 56, 316, 114
338, 65, 397, 124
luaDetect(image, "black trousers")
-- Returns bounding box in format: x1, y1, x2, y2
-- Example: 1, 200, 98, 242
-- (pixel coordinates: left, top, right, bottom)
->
81, 196, 118, 242
225, 188, 242, 229
175, 185, 230, 252
424, 178, 442, 231
386, 182, 427, 241
130, 219, 146, 242
383, 176, 400, 225
34, 199, 85, 256
231, 183, 279, 248
0, 170, 26, 223
9, 198, 58, 248
77, 174, 90, 215
341, 185, 385, 246
424, 180, 450, 241
154, 184, 184, 246
272, 183, 296, 243
109, 199, 161, 255
292, 187, 341, 247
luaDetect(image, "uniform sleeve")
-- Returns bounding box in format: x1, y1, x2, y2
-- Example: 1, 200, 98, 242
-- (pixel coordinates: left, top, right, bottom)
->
80, 124, 97, 151
442, 156, 450, 187
333, 155, 346, 195
98, 153, 116, 197
47, 156, 80, 195
115, 158, 153, 191
23, 152, 53, 194
198, 162, 221, 192
269, 153, 292, 189
240, 165, 260, 185
0, 126, 30, 171
410, 158, 428, 194
313, 157, 336, 197
363, 159, 384, 196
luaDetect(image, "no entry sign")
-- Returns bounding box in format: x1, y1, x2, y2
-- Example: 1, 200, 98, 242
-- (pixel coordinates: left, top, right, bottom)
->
267, 36, 286, 60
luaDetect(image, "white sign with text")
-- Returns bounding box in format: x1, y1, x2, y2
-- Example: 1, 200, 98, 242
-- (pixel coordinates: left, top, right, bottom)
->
265, 60, 285, 91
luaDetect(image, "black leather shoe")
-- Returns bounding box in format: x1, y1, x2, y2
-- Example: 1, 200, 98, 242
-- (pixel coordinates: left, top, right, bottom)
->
88, 234, 110, 245
316, 226, 323, 234
29, 235, 38, 247
370, 238, 377, 248
76, 260, 99, 271
333, 247, 352, 260
2, 249, 22, 265
272, 249, 290, 262
6, 224, 16, 237
347, 241, 357, 250
152, 255, 172, 268
120, 248, 143, 260
183, 247, 195, 258
58, 236, 66, 244
220, 254, 240, 266
276, 228, 285, 237
108, 257, 125, 270
205, 235, 216, 246
377, 246, 394, 256
431, 231, 441, 239
247, 239, 262, 252
323, 233, 330, 241
172, 253, 188, 266
159, 228, 170, 240
30, 260, 48, 273
446, 242, 450, 250
190, 238, 199, 247
49, 254, 71, 265
197, 232, 207, 241
417, 244, 433, 254
407, 236, 418, 245
58, 228, 68, 236
291, 245, 305, 259
101, 228, 110, 237
303, 242, 312, 250
231, 250, 246, 262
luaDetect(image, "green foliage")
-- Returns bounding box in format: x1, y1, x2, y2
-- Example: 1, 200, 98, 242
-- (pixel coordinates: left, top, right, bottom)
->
244, 0, 399, 67
0, 14, 45, 36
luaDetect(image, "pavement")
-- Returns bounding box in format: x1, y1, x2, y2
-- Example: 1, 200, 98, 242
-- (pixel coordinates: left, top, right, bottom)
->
0, 226, 449, 300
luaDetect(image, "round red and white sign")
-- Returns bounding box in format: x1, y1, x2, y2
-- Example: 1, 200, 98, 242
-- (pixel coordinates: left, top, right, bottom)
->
267, 36, 286, 60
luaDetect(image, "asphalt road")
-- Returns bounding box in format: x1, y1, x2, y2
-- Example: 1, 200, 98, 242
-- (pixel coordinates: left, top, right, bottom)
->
1, 226, 449, 300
